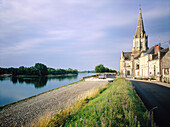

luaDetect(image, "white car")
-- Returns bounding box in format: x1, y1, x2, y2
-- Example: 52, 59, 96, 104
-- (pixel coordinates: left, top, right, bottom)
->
98, 75, 105, 79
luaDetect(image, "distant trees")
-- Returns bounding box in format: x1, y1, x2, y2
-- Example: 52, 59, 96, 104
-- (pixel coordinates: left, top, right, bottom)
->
0, 63, 78, 76
48, 68, 78, 75
35, 63, 48, 75
95, 64, 117, 73
95, 64, 105, 73
79, 70, 96, 73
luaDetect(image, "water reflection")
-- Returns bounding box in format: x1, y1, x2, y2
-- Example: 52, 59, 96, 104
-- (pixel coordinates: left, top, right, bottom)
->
10, 75, 78, 88
48, 75, 78, 81
0, 77, 6, 81
0, 74, 95, 106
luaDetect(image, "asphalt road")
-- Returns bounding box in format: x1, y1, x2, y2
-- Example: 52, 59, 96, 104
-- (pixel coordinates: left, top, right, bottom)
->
130, 80, 170, 127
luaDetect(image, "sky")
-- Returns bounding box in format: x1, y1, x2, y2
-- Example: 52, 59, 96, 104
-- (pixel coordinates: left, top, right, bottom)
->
0, 0, 170, 71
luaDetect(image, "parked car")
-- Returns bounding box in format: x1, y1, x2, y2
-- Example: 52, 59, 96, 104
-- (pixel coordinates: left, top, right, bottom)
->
98, 74, 105, 79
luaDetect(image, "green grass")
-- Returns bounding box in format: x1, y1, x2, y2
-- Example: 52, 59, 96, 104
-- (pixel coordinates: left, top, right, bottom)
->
47, 77, 152, 127
136, 77, 143, 80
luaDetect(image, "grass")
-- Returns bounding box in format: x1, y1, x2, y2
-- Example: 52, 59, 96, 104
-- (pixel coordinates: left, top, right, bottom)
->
150, 78, 156, 80
30, 78, 153, 127
29, 84, 107, 127
136, 77, 143, 80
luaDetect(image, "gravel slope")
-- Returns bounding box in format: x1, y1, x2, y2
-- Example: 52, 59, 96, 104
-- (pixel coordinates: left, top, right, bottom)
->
0, 81, 108, 127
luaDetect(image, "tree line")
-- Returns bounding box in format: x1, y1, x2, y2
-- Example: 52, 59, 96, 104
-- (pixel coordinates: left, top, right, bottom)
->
0, 63, 78, 76
79, 70, 96, 73
95, 64, 117, 73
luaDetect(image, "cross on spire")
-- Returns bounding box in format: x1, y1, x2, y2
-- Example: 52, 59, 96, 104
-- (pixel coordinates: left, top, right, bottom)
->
139, 0, 142, 8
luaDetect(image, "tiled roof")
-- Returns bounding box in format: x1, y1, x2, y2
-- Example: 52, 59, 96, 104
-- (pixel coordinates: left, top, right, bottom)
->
122, 46, 168, 61
135, 8, 145, 38
161, 48, 169, 53
150, 48, 168, 60
146, 46, 154, 54
145, 46, 163, 55
161, 48, 169, 58
123, 52, 132, 60
134, 51, 142, 59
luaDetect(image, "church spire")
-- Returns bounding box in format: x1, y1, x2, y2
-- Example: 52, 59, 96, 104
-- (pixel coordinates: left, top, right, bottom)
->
135, 8, 145, 38
132, 8, 148, 53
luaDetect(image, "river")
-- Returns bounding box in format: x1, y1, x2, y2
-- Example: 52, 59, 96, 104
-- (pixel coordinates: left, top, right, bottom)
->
0, 73, 96, 107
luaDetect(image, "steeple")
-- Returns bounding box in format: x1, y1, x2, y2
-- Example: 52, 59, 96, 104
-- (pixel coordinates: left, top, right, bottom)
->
132, 8, 148, 53
135, 8, 145, 38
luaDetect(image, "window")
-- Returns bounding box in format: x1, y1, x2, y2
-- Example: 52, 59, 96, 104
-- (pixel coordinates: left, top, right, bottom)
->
164, 68, 169, 75
154, 65, 156, 76
127, 71, 130, 75
136, 64, 139, 69
126, 63, 130, 67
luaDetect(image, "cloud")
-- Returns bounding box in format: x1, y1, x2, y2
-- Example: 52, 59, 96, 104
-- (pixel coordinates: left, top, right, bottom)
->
144, 6, 170, 20
0, 0, 169, 70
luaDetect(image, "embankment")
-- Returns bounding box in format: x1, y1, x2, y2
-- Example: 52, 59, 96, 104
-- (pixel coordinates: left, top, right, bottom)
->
0, 80, 107, 127
48, 77, 152, 127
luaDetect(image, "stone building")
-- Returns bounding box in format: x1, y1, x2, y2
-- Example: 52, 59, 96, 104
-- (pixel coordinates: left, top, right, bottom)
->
161, 43, 170, 83
119, 8, 170, 83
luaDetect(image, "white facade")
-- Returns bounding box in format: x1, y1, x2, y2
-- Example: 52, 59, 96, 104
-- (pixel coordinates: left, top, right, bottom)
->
119, 8, 170, 83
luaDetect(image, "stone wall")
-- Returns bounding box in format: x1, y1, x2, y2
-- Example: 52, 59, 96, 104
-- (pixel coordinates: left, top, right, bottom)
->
162, 51, 170, 69
161, 43, 170, 83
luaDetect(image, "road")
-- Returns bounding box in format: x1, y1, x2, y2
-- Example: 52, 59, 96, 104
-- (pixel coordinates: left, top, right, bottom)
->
130, 80, 170, 127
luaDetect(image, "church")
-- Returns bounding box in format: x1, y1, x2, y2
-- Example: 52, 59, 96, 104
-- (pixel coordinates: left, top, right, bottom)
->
119, 8, 170, 83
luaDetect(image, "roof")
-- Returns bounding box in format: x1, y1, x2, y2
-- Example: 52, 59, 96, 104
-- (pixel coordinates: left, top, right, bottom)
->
145, 45, 164, 55
146, 46, 154, 54
150, 47, 169, 60
161, 48, 169, 53
134, 51, 142, 59
135, 8, 145, 38
161, 48, 169, 58
122, 46, 169, 61
123, 52, 132, 60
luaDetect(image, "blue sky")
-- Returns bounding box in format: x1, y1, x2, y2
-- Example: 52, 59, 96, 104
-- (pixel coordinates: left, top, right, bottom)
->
0, 0, 169, 71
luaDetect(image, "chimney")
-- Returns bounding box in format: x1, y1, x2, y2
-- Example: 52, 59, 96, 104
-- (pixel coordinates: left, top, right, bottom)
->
154, 45, 159, 54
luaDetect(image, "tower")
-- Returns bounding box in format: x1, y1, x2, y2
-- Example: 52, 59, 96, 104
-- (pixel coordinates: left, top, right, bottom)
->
132, 8, 148, 53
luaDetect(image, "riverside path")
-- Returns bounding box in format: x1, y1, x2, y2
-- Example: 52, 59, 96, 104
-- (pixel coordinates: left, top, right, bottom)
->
130, 80, 170, 127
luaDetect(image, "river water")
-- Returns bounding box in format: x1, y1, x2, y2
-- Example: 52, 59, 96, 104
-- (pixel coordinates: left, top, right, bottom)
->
0, 73, 95, 107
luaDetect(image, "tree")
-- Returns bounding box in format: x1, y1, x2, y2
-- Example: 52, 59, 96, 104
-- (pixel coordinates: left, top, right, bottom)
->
19, 66, 25, 75
95, 64, 117, 73
0, 63, 78, 76
95, 64, 105, 73
105, 67, 109, 72
34, 63, 48, 75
